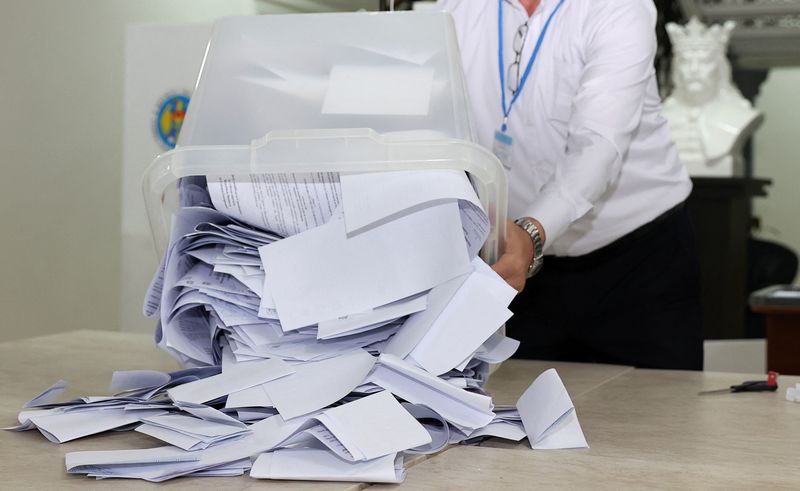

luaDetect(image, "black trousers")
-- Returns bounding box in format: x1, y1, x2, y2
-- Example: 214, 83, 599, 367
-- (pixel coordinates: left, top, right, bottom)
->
506, 204, 704, 370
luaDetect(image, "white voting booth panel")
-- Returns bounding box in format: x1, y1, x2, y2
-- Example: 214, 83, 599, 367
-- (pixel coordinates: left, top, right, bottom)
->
121, 23, 215, 333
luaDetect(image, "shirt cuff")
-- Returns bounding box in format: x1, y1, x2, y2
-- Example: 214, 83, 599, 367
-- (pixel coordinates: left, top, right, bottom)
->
520, 188, 584, 254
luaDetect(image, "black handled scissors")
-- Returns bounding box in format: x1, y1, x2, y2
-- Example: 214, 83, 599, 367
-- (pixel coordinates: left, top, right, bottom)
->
698, 371, 779, 395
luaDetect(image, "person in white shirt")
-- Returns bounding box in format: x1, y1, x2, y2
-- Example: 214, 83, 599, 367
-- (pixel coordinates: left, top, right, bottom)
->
438, 0, 703, 369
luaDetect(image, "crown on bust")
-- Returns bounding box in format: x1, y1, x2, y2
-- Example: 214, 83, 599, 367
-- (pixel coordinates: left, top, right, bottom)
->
666, 17, 736, 52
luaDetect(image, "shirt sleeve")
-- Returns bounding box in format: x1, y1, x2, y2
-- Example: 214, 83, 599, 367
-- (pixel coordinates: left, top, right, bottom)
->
523, 1, 658, 246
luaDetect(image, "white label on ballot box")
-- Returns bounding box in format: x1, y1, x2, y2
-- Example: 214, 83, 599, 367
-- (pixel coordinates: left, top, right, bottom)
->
322, 65, 433, 116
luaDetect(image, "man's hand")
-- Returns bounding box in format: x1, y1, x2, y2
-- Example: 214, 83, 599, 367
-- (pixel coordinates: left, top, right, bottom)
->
490, 218, 545, 292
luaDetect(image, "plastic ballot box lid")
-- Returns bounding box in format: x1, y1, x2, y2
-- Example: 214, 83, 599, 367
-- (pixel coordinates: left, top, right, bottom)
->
142, 11, 507, 262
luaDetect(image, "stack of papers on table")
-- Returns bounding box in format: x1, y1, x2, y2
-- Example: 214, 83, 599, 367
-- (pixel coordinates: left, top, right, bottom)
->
8, 168, 587, 483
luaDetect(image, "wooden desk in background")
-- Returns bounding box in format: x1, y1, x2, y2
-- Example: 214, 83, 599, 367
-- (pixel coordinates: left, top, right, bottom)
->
750, 303, 800, 375
1, 331, 798, 490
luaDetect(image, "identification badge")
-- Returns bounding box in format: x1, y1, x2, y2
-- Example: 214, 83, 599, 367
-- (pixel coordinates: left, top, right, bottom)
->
492, 129, 513, 170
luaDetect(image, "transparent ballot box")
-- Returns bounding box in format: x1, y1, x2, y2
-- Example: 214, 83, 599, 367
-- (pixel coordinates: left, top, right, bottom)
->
142, 11, 507, 262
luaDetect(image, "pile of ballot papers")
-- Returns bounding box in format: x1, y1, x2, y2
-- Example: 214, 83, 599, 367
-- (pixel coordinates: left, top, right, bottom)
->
7, 168, 587, 483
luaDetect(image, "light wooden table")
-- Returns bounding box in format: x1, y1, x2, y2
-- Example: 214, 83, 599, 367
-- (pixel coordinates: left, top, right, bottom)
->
374, 369, 800, 490
0, 331, 357, 491
2, 331, 797, 490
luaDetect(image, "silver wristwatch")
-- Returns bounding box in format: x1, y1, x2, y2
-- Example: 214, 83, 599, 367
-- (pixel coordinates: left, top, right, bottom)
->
513, 217, 544, 278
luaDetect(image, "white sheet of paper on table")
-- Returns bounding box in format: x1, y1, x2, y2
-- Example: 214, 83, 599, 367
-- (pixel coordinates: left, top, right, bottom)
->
66, 415, 311, 481
167, 358, 294, 404
313, 390, 431, 461
259, 201, 471, 332
66, 446, 200, 470
137, 409, 248, 449
368, 354, 494, 432
517, 368, 588, 450
251, 448, 404, 483
27, 408, 167, 443
262, 349, 376, 420
466, 420, 527, 441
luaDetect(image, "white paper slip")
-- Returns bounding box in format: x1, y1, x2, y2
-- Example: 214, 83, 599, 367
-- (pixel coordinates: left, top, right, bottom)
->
186, 459, 250, 477
317, 292, 428, 339
260, 201, 471, 331
408, 267, 514, 376
167, 358, 294, 404
236, 408, 279, 422
180, 402, 247, 427
213, 264, 264, 297
369, 354, 494, 431
136, 424, 215, 451
109, 371, 170, 394
237, 324, 400, 363
340, 168, 489, 257
66, 446, 199, 471
383, 273, 469, 359
314, 390, 431, 461
466, 420, 527, 441
339, 169, 483, 235
207, 172, 341, 237
23, 380, 67, 408
251, 448, 405, 483
474, 331, 521, 364
322, 64, 433, 116
67, 415, 312, 482
263, 349, 376, 419
471, 256, 518, 305
517, 369, 588, 450
137, 410, 249, 451
225, 384, 274, 409
401, 403, 451, 454
185, 244, 225, 265
176, 261, 254, 298
145, 206, 231, 319
28, 408, 167, 443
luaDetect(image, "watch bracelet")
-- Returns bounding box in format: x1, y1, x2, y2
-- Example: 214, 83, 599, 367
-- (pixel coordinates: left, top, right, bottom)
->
513, 217, 544, 277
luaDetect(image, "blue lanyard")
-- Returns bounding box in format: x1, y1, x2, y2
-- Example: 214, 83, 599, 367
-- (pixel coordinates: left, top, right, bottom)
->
498, 0, 566, 132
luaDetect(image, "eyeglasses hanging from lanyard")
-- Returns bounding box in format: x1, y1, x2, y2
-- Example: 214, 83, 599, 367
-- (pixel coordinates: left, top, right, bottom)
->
507, 21, 529, 94
497, 0, 566, 132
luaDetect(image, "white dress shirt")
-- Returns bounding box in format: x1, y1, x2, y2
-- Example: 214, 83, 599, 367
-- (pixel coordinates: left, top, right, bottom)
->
438, 0, 692, 256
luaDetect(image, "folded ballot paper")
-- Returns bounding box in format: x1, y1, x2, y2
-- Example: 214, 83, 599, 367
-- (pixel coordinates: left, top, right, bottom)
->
8, 168, 587, 483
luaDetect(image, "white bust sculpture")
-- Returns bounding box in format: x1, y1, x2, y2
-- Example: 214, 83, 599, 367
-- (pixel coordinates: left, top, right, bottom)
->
662, 18, 763, 177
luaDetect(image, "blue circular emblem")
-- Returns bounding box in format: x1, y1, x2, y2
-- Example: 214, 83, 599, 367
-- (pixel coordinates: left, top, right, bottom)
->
155, 94, 190, 149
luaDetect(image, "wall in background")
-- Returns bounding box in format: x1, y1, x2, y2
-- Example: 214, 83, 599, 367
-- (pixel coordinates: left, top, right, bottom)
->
0, 0, 381, 343
753, 68, 800, 284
